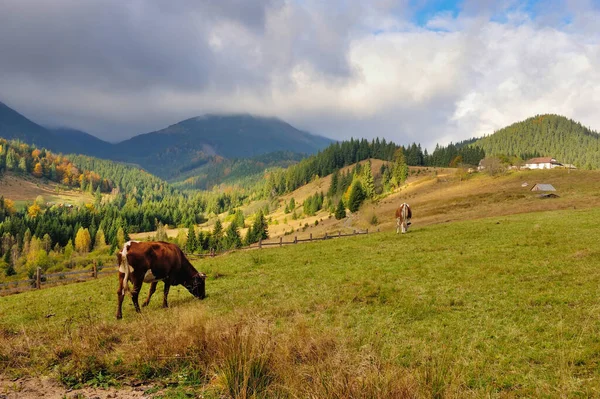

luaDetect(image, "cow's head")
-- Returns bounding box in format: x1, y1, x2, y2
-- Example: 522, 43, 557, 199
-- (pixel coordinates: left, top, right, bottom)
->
184, 272, 207, 299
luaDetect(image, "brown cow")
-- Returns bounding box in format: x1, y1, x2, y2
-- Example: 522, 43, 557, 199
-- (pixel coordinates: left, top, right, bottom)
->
116, 240, 206, 319
395, 203, 412, 234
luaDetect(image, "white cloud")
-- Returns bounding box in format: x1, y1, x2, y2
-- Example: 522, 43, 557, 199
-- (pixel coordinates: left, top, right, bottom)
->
0, 1, 599, 150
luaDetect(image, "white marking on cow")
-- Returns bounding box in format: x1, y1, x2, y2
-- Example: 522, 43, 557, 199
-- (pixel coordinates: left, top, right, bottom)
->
396, 203, 411, 234
120, 240, 140, 295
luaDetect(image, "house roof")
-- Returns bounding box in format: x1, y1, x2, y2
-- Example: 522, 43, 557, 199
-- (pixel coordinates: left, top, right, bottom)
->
531, 183, 556, 191
525, 157, 558, 164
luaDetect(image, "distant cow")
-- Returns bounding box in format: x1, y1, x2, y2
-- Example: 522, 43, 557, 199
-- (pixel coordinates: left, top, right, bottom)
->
395, 203, 412, 234
116, 240, 206, 319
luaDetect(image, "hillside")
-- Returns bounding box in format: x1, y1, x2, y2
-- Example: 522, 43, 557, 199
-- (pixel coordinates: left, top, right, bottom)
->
0, 101, 60, 151
49, 127, 114, 159
473, 114, 600, 168
0, 172, 93, 209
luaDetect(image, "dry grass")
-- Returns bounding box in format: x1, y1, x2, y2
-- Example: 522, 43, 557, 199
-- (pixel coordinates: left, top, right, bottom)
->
0, 172, 94, 208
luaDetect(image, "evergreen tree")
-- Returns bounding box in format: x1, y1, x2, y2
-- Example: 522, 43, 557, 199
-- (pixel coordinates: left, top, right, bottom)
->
4, 247, 15, 276
224, 222, 242, 249
362, 160, 374, 199
392, 149, 409, 187
328, 169, 340, 197
233, 209, 245, 228
348, 180, 366, 212
252, 210, 269, 241
334, 199, 346, 220
211, 219, 224, 250
186, 223, 197, 253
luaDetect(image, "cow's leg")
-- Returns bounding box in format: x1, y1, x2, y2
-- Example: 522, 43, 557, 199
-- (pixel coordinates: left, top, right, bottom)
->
402, 222, 407, 234
116, 272, 125, 320
396, 217, 400, 234
130, 271, 145, 313
142, 281, 158, 307
162, 282, 171, 308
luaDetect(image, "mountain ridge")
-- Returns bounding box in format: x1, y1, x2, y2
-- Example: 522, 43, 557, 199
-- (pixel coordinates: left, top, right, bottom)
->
0, 101, 333, 179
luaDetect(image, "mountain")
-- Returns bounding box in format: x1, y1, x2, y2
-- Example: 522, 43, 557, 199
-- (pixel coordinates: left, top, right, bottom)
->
0, 102, 332, 180
0, 101, 60, 150
49, 127, 114, 158
473, 114, 600, 169
113, 114, 332, 178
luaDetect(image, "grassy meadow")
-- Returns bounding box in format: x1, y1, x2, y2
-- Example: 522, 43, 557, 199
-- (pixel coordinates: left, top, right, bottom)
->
2, 206, 600, 397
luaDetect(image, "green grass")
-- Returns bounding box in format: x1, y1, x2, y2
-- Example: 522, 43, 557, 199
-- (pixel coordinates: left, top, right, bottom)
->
2, 207, 600, 397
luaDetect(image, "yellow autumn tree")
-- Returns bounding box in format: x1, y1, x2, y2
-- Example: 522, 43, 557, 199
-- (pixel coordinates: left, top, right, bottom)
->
33, 162, 43, 178
28, 203, 42, 218
4, 199, 16, 215
75, 227, 91, 253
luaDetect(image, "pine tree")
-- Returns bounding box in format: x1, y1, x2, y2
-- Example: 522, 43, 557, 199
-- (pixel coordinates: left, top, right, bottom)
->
224, 222, 242, 249
328, 169, 339, 197
4, 247, 15, 276
348, 180, 365, 212
211, 219, 224, 250
334, 199, 346, 220
362, 160, 374, 199
186, 224, 197, 253
252, 210, 269, 241
392, 149, 409, 187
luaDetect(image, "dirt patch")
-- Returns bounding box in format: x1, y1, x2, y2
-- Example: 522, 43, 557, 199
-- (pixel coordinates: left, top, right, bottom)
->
0, 377, 159, 399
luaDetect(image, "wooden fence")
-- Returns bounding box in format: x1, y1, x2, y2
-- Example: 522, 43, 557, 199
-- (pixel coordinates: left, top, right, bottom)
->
0, 261, 113, 296
187, 228, 373, 259
1, 229, 375, 295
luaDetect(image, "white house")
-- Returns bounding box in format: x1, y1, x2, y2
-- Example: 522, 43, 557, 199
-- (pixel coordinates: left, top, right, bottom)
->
524, 157, 562, 169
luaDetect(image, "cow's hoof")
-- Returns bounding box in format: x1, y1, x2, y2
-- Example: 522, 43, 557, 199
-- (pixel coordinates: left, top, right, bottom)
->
142, 302, 148, 307
116, 314, 122, 320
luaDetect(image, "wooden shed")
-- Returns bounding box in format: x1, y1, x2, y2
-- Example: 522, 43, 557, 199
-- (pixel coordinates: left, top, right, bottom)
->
531, 184, 556, 192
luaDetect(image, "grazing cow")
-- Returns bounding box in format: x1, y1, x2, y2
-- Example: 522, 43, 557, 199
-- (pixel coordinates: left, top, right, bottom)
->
395, 203, 412, 234
116, 240, 206, 319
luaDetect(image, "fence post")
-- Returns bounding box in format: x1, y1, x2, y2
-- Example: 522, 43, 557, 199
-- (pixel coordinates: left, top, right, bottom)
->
36, 267, 41, 289
279, 237, 283, 247
338, 231, 341, 238
93, 261, 97, 278
366, 228, 369, 234
353, 229, 356, 235
294, 236, 297, 244
324, 233, 328, 240
310, 233, 312, 242
259, 238, 262, 249
211, 249, 215, 257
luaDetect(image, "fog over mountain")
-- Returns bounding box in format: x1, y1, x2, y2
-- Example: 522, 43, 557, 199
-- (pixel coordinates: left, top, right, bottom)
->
0, 1, 599, 148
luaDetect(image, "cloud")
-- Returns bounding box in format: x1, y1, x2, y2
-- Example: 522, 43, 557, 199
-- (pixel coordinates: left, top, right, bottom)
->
0, 0, 598, 150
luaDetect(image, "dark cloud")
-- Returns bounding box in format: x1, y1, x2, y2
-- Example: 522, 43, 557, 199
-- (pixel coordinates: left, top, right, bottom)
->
0, 1, 598, 147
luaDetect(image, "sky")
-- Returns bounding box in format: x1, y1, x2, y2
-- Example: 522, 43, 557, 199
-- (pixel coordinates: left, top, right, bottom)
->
0, 0, 599, 148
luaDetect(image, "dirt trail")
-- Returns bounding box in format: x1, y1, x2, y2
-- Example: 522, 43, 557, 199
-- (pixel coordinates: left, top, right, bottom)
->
0, 377, 158, 399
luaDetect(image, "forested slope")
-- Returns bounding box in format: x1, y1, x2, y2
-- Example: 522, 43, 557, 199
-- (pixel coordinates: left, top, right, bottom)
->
473, 114, 600, 168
